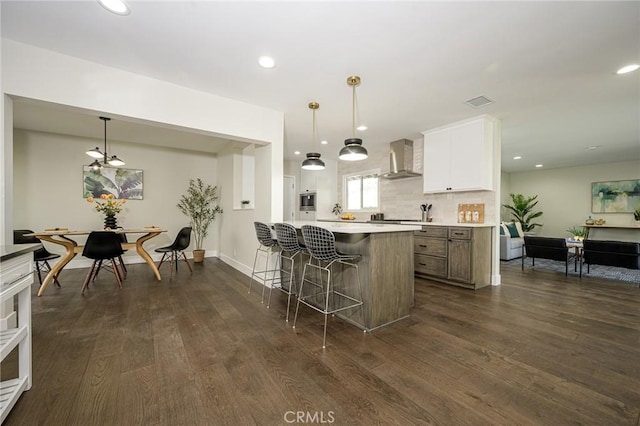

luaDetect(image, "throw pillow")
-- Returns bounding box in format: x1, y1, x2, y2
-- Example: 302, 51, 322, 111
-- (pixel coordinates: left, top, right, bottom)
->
499, 225, 505, 235
514, 221, 525, 237
505, 222, 520, 238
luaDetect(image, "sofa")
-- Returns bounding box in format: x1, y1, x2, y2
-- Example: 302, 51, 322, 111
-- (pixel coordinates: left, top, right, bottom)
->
500, 222, 524, 260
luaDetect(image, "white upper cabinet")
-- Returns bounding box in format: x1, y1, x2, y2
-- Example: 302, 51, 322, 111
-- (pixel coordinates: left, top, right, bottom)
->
422, 115, 495, 193
300, 169, 317, 192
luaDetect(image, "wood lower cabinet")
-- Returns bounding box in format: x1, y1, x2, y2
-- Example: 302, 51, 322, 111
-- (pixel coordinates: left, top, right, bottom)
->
414, 225, 492, 289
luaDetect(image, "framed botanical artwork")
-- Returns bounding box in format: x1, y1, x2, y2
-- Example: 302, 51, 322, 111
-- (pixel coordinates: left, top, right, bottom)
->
591, 179, 640, 213
83, 166, 143, 200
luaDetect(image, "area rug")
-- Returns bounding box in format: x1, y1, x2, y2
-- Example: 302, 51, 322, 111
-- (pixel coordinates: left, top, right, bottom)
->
503, 257, 640, 286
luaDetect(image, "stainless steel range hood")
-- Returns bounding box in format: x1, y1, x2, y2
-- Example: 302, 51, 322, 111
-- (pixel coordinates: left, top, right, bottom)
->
380, 139, 422, 179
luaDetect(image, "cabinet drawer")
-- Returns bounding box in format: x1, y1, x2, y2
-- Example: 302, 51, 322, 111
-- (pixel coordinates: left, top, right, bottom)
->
414, 237, 447, 257
415, 227, 447, 238
448, 227, 471, 240
415, 254, 447, 277
1, 255, 33, 292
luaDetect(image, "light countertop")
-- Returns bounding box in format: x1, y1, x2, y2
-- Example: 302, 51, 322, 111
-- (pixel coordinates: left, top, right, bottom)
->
317, 219, 495, 228
1, 244, 39, 262
399, 221, 495, 227
284, 221, 421, 233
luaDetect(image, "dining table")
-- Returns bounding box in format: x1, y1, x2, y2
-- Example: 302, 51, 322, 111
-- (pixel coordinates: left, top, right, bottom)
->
27, 227, 167, 296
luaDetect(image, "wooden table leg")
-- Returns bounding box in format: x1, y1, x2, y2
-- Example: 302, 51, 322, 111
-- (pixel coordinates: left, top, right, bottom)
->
135, 231, 162, 281
36, 235, 78, 296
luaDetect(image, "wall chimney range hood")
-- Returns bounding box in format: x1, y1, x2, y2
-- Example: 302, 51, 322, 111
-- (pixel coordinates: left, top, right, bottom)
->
380, 139, 422, 179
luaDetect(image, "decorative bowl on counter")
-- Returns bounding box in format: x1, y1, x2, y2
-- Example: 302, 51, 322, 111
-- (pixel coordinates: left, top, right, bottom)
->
340, 213, 356, 220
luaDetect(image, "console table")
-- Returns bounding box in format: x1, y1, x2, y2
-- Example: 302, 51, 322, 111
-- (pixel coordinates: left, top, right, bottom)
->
585, 224, 640, 242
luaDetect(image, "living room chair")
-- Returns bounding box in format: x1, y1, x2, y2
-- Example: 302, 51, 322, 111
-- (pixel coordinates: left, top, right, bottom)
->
155, 227, 193, 280
13, 229, 62, 287
522, 236, 570, 276
499, 222, 524, 260
580, 240, 640, 281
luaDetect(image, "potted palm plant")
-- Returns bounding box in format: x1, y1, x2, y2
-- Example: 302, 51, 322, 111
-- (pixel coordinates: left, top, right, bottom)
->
502, 193, 543, 233
634, 207, 640, 223
177, 178, 223, 263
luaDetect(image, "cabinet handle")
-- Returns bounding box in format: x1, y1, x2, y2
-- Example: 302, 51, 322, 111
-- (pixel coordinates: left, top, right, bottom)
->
418, 263, 427, 266
453, 232, 464, 236
419, 244, 427, 248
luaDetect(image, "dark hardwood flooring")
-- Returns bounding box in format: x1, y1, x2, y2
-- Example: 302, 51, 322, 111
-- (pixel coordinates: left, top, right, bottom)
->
2, 258, 639, 425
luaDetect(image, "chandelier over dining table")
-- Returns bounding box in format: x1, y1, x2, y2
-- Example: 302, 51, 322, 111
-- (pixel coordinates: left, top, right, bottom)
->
86, 116, 125, 169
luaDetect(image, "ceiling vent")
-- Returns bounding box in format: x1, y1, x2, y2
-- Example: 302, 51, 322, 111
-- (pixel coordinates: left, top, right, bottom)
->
465, 95, 494, 108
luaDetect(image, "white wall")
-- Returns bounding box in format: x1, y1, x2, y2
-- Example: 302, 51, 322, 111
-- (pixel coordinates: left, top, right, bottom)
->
2, 39, 285, 274
13, 129, 220, 265
503, 160, 640, 242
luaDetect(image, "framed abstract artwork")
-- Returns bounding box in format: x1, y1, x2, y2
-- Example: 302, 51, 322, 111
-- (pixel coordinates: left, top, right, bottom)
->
591, 179, 640, 213
83, 166, 143, 200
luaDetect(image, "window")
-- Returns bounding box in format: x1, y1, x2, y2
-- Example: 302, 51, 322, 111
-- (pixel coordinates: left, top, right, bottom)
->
345, 171, 379, 211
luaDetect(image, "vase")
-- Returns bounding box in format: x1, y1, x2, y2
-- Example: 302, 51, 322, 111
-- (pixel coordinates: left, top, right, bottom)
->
104, 214, 117, 230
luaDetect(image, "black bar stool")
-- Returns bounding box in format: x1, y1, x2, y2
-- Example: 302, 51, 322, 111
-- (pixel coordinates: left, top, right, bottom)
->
248, 222, 281, 304
293, 225, 363, 348
271, 223, 308, 322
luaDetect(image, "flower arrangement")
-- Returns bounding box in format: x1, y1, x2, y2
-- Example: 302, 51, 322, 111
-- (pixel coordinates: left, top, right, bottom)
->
87, 193, 126, 216
566, 226, 587, 241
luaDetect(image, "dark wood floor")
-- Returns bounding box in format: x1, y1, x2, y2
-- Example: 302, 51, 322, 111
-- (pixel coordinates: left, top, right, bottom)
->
2, 258, 639, 425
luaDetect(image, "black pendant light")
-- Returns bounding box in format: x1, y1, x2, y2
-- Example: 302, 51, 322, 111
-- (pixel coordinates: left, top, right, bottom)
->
86, 116, 125, 169
339, 75, 368, 161
301, 102, 325, 171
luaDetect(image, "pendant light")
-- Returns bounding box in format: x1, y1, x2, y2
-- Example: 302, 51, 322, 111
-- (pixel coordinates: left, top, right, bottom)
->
86, 116, 125, 170
301, 102, 325, 170
339, 75, 368, 161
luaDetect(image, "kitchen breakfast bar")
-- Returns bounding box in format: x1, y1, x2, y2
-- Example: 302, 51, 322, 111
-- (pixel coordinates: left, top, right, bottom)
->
286, 221, 421, 331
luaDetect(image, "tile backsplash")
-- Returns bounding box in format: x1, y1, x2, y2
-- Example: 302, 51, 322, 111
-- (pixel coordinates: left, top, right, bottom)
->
338, 138, 496, 224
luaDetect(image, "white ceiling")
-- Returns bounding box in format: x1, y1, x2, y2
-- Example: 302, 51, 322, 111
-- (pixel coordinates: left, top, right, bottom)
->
2, 1, 639, 173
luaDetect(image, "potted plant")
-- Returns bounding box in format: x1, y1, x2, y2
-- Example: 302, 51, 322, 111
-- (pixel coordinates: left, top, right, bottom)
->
332, 203, 342, 217
241, 200, 250, 208
177, 178, 223, 263
634, 207, 640, 222
502, 193, 543, 233
566, 226, 587, 241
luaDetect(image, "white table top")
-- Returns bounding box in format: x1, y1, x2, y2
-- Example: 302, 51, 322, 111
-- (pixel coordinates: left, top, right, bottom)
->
284, 220, 421, 234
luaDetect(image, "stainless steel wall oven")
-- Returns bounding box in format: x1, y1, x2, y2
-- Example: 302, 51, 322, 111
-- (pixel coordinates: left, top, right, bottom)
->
299, 192, 316, 211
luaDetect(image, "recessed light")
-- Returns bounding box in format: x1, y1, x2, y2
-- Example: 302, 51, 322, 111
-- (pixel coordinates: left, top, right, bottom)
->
320, 140, 328, 145
617, 64, 639, 74
258, 56, 275, 69
357, 125, 367, 131
586, 145, 601, 150
513, 156, 522, 160
97, 0, 130, 15
535, 164, 543, 168
294, 151, 300, 155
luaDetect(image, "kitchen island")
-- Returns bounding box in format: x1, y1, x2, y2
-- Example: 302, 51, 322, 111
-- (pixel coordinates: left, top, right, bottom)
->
286, 221, 421, 331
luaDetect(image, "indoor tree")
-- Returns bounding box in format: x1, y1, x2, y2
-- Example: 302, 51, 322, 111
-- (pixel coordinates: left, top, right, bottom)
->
177, 178, 223, 262
502, 193, 543, 233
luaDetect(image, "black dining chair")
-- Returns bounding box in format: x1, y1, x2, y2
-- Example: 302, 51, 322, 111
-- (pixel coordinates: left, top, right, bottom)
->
13, 229, 62, 287
155, 227, 193, 280
117, 232, 128, 279
81, 231, 126, 294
